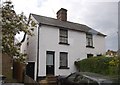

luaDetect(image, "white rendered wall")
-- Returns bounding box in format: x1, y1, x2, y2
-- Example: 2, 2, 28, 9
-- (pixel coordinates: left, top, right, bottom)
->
38, 25, 106, 77
20, 35, 27, 54
27, 25, 38, 80
27, 15, 38, 62
86, 35, 106, 56
26, 15, 39, 80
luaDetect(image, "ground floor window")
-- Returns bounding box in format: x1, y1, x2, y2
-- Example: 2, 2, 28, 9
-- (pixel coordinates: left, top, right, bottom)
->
87, 54, 93, 58
59, 52, 69, 69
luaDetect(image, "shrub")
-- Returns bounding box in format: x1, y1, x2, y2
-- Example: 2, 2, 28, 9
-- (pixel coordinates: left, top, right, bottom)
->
75, 56, 119, 76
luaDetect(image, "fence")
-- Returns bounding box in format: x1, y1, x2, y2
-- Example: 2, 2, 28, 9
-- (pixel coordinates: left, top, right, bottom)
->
13, 61, 40, 84
2, 54, 13, 82
13, 61, 25, 82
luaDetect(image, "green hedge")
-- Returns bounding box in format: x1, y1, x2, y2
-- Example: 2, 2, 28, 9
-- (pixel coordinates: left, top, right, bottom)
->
75, 56, 119, 76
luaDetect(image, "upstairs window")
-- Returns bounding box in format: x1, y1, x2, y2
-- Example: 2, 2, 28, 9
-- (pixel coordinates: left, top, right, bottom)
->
59, 29, 68, 44
86, 34, 94, 48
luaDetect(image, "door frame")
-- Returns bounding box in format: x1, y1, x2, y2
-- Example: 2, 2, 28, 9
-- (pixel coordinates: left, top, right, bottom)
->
46, 51, 55, 75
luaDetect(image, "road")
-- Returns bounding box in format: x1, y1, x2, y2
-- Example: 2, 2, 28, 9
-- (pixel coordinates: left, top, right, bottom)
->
2, 83, 24, 85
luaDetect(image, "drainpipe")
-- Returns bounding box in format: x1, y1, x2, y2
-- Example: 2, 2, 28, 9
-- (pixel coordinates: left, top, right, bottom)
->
36, 23, 41, 81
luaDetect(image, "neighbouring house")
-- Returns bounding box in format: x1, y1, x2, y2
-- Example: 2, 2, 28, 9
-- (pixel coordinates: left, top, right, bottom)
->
106, 50, 118, 57
23, 8, 106, 81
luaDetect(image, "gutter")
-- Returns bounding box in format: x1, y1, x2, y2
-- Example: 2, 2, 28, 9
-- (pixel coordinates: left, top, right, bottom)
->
36, 23, 41, 81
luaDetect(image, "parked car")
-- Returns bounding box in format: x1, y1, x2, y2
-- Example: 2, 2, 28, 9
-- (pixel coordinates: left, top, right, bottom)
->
0, 75, 6, 84
57, 72, 117, 85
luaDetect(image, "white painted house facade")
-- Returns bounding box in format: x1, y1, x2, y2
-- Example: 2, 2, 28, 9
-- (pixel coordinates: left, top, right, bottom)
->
24, 8, 106, 80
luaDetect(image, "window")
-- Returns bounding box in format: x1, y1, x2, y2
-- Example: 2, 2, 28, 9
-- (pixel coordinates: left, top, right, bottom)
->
97, 54, 102, 56
59, 52, 69, 69
59, 29, 68, 44
87, 54, 93, 58
86, 34, 94, 48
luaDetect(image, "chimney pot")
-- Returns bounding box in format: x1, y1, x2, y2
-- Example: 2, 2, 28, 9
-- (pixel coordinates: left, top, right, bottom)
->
56, 8, 67, 21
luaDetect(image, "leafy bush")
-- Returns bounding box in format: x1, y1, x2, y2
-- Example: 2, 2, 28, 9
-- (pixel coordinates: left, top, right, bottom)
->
75, 56, 119, 76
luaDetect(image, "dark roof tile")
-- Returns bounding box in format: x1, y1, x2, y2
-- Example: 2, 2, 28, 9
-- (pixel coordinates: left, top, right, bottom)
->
31, 13, 106, 36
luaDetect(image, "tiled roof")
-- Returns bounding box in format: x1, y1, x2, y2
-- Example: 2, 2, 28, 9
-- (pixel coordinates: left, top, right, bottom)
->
31, 13, 106, 36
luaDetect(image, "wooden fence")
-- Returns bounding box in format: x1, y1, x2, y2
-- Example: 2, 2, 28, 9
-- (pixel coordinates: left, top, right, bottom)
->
13, 61, 40, 84
13, 61, 25, 82
2, 54, 13, 82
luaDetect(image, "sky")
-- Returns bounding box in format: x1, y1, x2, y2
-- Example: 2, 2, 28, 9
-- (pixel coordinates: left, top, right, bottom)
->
2, 0, 119, 51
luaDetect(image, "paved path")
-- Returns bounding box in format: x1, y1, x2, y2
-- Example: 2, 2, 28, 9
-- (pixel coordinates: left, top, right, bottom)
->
2, 83, 24, 85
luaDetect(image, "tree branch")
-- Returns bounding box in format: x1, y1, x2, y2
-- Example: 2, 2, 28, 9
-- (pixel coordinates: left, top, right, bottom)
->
16, 32, 26, 46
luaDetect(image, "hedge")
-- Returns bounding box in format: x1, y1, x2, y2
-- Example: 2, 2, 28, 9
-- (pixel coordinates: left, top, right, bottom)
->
74, 56, 119, 76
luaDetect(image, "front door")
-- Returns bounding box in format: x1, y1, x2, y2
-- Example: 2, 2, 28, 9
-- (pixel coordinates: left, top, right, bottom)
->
46, 51, 54, 75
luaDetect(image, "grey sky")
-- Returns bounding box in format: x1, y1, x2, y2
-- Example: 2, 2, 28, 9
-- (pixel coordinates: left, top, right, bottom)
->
5, 0, 119, 51
75, 2, 118, 51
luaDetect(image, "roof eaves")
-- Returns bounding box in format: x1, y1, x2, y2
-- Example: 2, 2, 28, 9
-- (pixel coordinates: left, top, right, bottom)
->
40, 23, 89, 33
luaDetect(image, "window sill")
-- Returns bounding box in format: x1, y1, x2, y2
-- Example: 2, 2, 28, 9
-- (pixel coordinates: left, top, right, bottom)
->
59, 66, 70, 69
59, 42, 70, 45
86, 45, 95, 48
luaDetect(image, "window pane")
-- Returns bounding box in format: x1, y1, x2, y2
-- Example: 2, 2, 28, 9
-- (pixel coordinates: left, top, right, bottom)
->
86, 38, 88, 46
87, 54, 93, 58
60, 37, 68, 43
60, 29, 67, 37
86, 34, 93, 46
59, 29, 68, 43
60, 56, 67, 66
60, 52, 68, 67
87, 34, 92, 38
46, 54, 53, 65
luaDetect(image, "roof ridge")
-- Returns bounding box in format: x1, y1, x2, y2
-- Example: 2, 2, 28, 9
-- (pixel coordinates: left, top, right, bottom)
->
31, 13, 86, 26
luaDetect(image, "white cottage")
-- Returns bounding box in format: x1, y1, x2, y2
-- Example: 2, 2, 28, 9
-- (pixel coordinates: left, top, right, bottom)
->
25, 8, 106, 80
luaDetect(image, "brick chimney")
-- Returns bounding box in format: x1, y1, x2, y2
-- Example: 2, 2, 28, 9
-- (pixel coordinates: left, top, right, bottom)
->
56, 8, 67, 21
